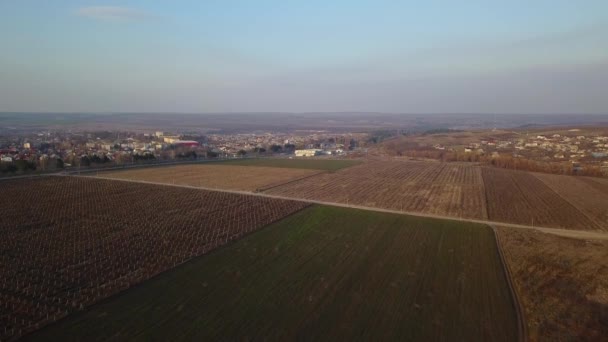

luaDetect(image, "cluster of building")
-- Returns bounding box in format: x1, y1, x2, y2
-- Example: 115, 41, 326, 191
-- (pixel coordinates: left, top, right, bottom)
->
206, 131, 360, 156
471, 133, 606, 160
0, 131, 204, 171
431, 129, 608, 173
0, 130, 362, 172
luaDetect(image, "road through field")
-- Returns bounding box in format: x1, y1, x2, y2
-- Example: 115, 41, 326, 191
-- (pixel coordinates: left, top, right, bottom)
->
77, 175, 608, 241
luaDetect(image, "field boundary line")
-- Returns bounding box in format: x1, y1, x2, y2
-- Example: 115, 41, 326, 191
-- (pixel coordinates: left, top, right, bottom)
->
491, 225, 528, 342
256, 170, 328, 192
62, 157, 261, 175
23, 202, 314, 342
65, 174, 608, 240
479, 167, 491, 221
531, 173, 606, 232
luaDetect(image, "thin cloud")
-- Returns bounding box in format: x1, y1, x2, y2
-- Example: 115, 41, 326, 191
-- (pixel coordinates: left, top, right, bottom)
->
75, 6, 151, 21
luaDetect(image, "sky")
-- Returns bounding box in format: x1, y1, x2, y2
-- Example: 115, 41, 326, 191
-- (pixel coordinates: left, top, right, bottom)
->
1, 1, 607, 113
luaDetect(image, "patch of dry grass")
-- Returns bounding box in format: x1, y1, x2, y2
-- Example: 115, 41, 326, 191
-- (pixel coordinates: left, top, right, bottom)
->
496, 227, 608, 341
102, 164, 321, 191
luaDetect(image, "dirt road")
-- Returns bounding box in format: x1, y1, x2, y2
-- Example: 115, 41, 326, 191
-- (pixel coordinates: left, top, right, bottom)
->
72, 174, 608, 241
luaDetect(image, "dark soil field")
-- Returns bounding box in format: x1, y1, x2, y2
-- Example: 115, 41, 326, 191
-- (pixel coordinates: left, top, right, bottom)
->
534, 173, 608, 231
481, 167, 597, 230
579, 176, 608, 195
29, 206, 519, 341
0, 177, 308, 341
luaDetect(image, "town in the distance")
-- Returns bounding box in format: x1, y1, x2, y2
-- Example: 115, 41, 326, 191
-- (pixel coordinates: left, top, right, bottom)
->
1, 113, 607, 177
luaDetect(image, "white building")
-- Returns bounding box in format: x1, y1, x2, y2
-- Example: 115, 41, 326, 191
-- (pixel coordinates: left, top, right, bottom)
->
163, 136, 181, 143
295, 149, 322, 157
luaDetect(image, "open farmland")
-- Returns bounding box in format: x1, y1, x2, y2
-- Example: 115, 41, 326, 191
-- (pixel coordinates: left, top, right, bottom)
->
534, 173, 608, 231
101, 164, 322, 191
266, 161, 488, 219
210, 157, 362, 171
579, 176, 608, 195
29, 206, 519, 341
265, 160, 608, 231
0, 177, 308, 341
482, 168, 598, 230
496, 227, 608, 341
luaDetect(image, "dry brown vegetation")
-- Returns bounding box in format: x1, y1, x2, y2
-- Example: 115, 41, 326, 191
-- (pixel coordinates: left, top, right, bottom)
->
496, 227, 608, 341
264, 160, 608, 231
535, 173, 608, 230
99, 160, 608, 232
266, 161, 488, 219
102, 164, 321, 191
0, 177, 308, 340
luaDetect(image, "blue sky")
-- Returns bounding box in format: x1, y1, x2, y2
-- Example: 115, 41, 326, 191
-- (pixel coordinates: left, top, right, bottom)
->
1, 1, 607, 113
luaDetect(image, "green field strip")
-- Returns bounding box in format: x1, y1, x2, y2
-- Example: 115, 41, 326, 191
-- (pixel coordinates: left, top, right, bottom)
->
28, 205, 518, 341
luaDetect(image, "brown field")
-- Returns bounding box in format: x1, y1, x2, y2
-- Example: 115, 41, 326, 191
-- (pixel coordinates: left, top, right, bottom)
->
266, 161, 488, 219
481, 168, 598, 230
0, 177, 308, 341
97, 160, 607, 232
265, 160, 608, 231
496, 227, 608, 341
102, 164, 322, 191
579, 176, 608, 195
534, 173, 608, 231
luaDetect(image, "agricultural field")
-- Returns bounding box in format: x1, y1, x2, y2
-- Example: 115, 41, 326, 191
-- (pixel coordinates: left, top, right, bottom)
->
482, 168, 598, 230
266, 161, 488, 219
29, 206, 519, 341
496, 227, 608, 341
266, 160, 608, 231
0, 177, 308, 341
101, 164, 322, 192
211, 157, 362, 171
534, 173, 608, 231
579, 176, 608, 195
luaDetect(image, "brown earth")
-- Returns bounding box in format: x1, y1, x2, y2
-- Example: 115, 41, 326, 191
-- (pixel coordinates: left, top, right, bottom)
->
534, 173, 608, 231
579, 176, 608, 195
481, 167, 598, 230
266, 161, 488, 219
102, 164, 321, 191
496, 227, 608, 341
103, 160, 608, 232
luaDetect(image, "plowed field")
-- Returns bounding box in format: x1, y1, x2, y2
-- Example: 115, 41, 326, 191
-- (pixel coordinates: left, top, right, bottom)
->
534, 173, 608, 231
266, 161, 488, 219
102, 164, 321, 191
482, 168, 597, 230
